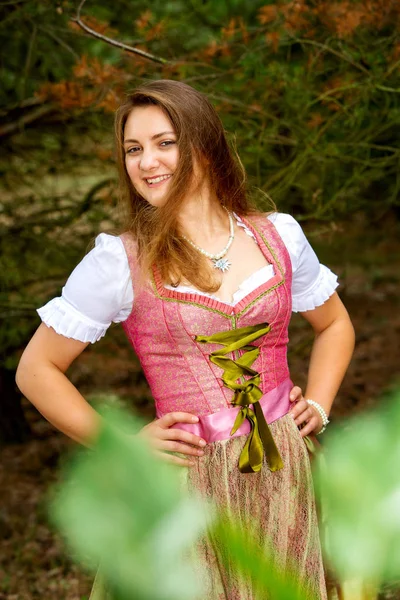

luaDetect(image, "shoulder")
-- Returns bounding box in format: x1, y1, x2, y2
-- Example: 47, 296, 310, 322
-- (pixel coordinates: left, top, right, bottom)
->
265, 212, 309, 262
58, 233, 130, 296
266, 213, 339, 312
70, 232, 132, 282
267, 212, 304, 236
66, 232, 131, 301
238, 211, 305, 260
92, 232, 128, 261
246, 211, 303, 237
267, 211, 299, 227
37, 233, 133, 343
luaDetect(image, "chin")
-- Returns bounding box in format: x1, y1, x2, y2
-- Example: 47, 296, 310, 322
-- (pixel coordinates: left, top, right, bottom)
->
144, 194, 169, 208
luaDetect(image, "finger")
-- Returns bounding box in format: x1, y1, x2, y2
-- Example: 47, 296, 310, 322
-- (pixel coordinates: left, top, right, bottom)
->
290, 399, 309, 418
294, 407, 314, 427
299, 417, 320, 438
154, 450, 195, 468
159, 427, 207, 448
158, 440, 205, 457
289, 386, 303, 402
159, 412, 200, 428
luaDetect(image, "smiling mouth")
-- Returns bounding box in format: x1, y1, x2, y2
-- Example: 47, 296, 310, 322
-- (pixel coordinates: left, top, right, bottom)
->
145, 174, 172, 186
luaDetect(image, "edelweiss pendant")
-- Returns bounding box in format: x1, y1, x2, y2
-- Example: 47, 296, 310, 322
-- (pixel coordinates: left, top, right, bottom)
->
213, 258, 231, 272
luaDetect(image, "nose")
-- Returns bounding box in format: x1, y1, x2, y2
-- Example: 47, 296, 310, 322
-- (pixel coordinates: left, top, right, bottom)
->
139, 148, 159, 172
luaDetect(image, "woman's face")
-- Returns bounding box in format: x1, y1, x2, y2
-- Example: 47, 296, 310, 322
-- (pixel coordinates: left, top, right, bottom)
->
123, 105, 179, 207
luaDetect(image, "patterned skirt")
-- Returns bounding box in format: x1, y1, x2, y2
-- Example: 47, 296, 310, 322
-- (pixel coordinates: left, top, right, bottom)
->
90, 414, 327, 600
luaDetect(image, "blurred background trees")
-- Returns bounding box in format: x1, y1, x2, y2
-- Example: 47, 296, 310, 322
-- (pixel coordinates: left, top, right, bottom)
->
2, 0, 400, 440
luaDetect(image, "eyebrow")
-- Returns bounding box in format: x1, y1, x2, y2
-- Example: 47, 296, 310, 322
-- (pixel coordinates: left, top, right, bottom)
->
123, 131, 175, 145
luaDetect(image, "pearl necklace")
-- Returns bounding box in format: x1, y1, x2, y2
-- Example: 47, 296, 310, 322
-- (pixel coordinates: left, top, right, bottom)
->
181, 207, 234, 273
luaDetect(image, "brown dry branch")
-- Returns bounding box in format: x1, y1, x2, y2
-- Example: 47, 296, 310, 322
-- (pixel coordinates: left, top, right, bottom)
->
292, 37, 370, 75
71, 0, 168, 64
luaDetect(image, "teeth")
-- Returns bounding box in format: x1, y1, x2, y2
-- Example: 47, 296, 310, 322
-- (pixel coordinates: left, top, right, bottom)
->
146, 175, 171, 184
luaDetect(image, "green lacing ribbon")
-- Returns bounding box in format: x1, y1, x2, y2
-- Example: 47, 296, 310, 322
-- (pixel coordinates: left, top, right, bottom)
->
195, 322, 284, 474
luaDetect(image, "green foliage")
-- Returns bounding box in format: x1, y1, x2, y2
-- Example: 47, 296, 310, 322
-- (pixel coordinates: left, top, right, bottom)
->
214, 519, 308, 600
314, 388, 400, 585
51, 407, 208, 600
0, 115, 117, 363
0, 170, 116, 364
52, 389, 400, 599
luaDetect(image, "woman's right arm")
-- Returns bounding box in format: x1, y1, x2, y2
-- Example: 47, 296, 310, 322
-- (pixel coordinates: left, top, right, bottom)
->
16, 323, 101, 446
16, 323, 207, 464
17, 234, 208, 462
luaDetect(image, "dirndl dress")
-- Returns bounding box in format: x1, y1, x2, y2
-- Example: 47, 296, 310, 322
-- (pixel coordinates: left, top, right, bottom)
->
90, 214, 328, 600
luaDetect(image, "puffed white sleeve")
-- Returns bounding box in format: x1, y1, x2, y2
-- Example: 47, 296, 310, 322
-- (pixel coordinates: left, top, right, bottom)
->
37, 234, 134, 343
268, 213, 339, 312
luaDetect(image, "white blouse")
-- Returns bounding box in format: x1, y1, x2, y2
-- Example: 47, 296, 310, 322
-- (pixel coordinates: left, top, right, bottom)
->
37, 213, 338, 343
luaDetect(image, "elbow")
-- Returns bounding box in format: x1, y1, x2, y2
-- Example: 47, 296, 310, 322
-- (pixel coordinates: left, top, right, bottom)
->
15, 353, 28, 395
342, 308, 355, 343
348, 317, 356, 353
316, 311, 355, 352
15, 351, 36, 399
334, 312, 355, 356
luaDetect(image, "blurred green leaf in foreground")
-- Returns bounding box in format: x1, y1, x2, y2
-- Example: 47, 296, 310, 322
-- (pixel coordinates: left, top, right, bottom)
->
50, 388, 400, 599
50, 404, 310, 600
315, 388, 400, 593
213, 518, 308, 600
50, 408, 208, 600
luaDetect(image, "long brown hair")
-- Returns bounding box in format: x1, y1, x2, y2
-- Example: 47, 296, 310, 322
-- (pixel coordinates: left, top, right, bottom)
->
114, 79, 257, 292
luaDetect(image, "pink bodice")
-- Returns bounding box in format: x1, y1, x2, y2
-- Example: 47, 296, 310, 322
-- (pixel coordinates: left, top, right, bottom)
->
120, 214, 292, 419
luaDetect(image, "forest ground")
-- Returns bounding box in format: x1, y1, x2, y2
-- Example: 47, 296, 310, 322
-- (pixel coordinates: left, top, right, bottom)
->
1, 212, 399, 599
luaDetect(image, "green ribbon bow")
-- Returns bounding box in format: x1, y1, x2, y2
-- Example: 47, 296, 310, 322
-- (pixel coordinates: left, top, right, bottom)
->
195, 323, 284, 474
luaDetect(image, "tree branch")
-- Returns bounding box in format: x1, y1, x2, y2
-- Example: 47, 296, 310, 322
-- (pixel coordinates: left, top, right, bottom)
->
0, 103, 56, 137
0, 96, 42, 118
38, 24, 81, 61
1, 178, 114, 236
71, 0, 168, 64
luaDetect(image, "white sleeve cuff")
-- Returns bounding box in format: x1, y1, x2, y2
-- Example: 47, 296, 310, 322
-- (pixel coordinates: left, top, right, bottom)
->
37, 296, 110, 343
292, 264, 339, 313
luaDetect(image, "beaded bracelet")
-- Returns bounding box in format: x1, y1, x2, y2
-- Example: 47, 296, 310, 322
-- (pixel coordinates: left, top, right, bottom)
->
306, 399, 330, 435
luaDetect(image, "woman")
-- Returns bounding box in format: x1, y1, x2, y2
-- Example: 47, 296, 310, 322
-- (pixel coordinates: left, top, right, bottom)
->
16, 80, 354, 599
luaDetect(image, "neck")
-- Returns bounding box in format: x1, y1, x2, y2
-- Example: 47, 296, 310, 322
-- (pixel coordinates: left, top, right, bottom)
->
178, 186, 230, 244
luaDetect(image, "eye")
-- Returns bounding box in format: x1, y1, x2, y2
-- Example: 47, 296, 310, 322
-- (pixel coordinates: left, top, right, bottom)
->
126, 146, 141, 154
160, 140, 175, 148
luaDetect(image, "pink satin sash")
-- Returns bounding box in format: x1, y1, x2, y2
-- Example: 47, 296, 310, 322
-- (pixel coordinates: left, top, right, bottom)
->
172, 378, 293, 444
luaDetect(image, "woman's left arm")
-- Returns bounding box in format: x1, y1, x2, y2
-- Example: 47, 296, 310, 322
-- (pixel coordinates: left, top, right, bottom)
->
290, 291, 355, 437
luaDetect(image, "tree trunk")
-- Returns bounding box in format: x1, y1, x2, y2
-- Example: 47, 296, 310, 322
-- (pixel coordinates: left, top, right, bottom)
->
0, 367, 31, 446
